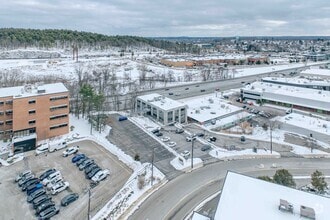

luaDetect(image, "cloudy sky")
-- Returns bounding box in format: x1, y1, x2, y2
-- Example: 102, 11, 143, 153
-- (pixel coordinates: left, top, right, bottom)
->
1, 0, 330, 37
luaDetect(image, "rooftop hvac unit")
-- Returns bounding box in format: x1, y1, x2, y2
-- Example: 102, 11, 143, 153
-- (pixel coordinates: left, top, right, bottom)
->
318, 91, 322, 94
300, 205, 315, 220
195, 110, 200, 114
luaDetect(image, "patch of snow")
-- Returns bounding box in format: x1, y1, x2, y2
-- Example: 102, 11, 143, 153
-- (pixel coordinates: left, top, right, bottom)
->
170, 157, 203, 171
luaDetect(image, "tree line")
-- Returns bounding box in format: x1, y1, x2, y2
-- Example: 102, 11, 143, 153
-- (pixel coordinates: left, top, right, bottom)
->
0, 28, 200, 53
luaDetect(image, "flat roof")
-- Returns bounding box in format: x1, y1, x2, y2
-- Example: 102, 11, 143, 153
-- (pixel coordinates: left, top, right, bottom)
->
0, 83, 68, 98
243, 81, 330, 104
262, 77, 330, 86
182, 94, 242, 123
215, 171, 330, 220
137, 93, 186, 111
301, 69, 330, 77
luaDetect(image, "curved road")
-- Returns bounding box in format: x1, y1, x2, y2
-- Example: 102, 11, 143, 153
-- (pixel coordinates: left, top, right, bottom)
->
129, 158, 330, 220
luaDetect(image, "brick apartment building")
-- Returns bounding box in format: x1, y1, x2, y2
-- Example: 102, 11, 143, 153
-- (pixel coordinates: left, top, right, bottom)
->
0, 83, 69, 153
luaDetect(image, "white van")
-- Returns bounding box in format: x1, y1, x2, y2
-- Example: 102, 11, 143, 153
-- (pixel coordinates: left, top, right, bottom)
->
42, 171, 61, 186
48, 141, 67, 153
35, 143, 49, 155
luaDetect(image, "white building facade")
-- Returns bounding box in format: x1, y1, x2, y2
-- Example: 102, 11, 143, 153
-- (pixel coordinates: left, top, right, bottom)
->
136, 93, 187, 125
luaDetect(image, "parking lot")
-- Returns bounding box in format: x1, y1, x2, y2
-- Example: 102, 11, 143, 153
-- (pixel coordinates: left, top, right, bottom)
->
107, 114, 182, 180
0, 139, 132, 220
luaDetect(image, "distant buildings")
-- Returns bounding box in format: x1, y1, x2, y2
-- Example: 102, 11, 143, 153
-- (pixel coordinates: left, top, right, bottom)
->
0, 83, 69, 153
136, 93, 187, 125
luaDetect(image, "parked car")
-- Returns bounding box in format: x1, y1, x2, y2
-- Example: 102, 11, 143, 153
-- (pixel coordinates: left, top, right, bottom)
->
71, 154, 86, 163
175, 128, 184, 134
186, 136, 196, 142
27, 188, 46, 203
207, 136, 217, 142
241, 136, 246, 142
87, 167, 102, 179
27, 183, 43, 196
50, 181, 69, 195
42, 171, 61, 186
61, 193, 79, 206
195, 133, 204, 137
161, 136, 170, 142
48, 141, 67, 153
62, 146, 79, 157
32, 194, 51, 209
84, 164, 98, 174
38, 206, 59, 219
46, 176, 63, 189
15, 170, 32, 182
76, 157, 89, 166
35, 143, 49, 156
118, 115, 128, 121
18, 173, 35, 186
92, 169, 110, 183
200, 89, 206, 92
180, 150, 191, 159
155, 132, 163, 137
79, 159, 94, 171
35, 200, 55, 215
201, 144, 211, 151
167, 141, 177, 147
22, 178, 40, 191
39, 169, 56, 181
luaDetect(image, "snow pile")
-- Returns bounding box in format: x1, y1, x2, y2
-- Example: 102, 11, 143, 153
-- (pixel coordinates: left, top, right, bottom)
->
209, 148, 280, 160
92, 163, 166, 220
130, 116, 161, 132
170, 157, 203, 171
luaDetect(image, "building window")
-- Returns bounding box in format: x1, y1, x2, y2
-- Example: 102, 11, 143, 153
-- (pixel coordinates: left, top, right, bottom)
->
5, 100, 13, 105
5, 129, 12, 134
5, 120, 12, 125
5, 110, 13, 115
29, 110, 36, 114
0, 121, 3, 125
28, 120, 36, 125
50, 105, 68, 111
0, 101, 4, 105
50, 96, 68, 101
50, 123, 68, 130
50, 114, 68, 120
28, 100, 36, 104
0, 111, 4, 115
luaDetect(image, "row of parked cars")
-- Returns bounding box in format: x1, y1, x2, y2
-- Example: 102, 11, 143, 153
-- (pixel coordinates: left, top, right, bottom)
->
70, 153, 110, 184
15, 168, 79, 219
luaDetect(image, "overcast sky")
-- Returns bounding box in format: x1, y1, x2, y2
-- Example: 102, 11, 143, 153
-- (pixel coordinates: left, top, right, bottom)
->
1, 0, 330, 37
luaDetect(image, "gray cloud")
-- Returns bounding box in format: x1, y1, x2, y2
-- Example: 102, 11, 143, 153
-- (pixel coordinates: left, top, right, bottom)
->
0, 0, 329, 36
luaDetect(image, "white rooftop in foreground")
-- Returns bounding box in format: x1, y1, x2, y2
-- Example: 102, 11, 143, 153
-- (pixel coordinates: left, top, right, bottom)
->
0, 83, 68, 98
215, 172, 330, 220
262, 76, 330, 85
137, 93, 186, 111
191, 212, 211, 220
182, 93, 242, 123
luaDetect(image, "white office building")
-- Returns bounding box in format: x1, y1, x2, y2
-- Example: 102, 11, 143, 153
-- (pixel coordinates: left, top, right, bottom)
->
136, 93, 187, 125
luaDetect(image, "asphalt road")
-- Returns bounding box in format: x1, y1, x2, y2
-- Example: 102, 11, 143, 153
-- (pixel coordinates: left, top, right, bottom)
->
129, 157, 330, 220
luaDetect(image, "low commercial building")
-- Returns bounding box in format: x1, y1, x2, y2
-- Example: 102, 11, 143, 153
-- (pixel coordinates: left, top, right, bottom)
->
301, 69, 330, 80
0, 83, 69, 153
136, 93, 187, 125
241, 81, 330, 115
261, 77, 330, 91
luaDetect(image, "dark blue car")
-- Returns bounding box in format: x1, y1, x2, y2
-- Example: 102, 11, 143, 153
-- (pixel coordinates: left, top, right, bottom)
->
71, 154, 86, 163
118, 116, 128, 121
27, 183, 43, 196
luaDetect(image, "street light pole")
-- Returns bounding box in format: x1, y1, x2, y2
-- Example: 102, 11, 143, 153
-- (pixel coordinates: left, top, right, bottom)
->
88, 188, 91, 220
151, 147, 154, 186
270, 125, 273, 154
191, 138, 195, 169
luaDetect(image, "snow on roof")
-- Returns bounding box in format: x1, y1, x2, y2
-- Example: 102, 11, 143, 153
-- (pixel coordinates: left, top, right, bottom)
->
0, 83, 68, 98
182, 94, 242, 123
137, 93, 186, 111
191, 212, 211, 220
243, 81, 330, 111
301, 69, 330, 77
262, 77, 330, 86
215, 171, 330, 220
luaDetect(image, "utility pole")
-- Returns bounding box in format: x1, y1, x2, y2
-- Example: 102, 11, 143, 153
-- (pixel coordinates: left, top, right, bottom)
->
310, 133, 313, 153
88, 189, 91, 220
191, 137, 195, 169
270, 125, 273, 154
151, 147, 154, 186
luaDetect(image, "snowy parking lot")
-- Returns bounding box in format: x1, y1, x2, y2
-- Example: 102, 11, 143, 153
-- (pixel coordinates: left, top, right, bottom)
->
0, 140, 132, 220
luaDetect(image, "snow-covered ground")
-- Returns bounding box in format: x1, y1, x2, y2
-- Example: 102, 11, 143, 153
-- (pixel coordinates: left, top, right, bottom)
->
170, 157, 203, 171
209, 147, 280, 160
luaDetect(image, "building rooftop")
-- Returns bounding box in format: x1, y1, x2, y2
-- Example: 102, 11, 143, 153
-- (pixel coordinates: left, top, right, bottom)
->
0, 83, 68, 98
262, 76, 330, 86
244, 81, 330, 104
137, 93, 186, 111
215, 171, 330, 220
301, 69, 330, 77
182, 94, 243, 123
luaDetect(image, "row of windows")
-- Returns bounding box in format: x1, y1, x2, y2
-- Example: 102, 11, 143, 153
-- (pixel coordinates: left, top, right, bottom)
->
0, 100, 13, 105
50, 123, 68, 130
0, 129, 12, 135
0, 120, 12, 125
50, 96, 68, 101
50, 114, 68, 120
50, 105, 68, 111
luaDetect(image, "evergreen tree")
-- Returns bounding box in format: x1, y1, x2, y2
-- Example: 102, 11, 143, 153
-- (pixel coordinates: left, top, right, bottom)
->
311, 170, 328, 194
273, 169, 296, 188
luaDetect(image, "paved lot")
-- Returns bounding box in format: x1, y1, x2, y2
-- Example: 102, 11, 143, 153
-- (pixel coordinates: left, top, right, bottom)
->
107, 114, 182, 180
0, 140, 131, 220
